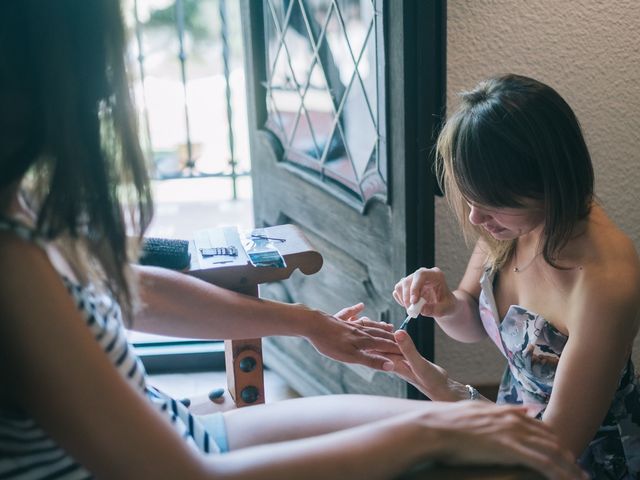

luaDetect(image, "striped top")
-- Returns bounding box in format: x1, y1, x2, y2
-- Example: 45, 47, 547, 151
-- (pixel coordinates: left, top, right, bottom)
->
0, 218, 219, 479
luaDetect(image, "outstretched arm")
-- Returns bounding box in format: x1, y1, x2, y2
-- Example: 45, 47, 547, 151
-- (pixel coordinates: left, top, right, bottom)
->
0, 234, 585, 480
132, 265, 398, 370
216, 401, 586, 480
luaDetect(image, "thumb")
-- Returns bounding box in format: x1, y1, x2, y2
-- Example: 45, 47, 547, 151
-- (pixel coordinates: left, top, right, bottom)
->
394, 330, 423, 366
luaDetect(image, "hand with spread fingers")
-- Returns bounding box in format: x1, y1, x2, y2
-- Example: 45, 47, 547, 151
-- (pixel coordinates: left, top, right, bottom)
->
410, 401, 589, 480
303, 302, 400, 370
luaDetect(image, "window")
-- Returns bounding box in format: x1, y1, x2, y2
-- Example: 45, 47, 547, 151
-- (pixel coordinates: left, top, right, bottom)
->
264, 0, 386, 203
123, 0, 251, 372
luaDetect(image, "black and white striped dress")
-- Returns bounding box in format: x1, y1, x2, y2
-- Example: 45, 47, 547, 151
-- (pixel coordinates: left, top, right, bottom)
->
0, 219, 220, 479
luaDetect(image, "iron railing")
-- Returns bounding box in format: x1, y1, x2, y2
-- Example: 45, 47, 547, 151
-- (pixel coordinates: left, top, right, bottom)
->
131, 0, 248, 200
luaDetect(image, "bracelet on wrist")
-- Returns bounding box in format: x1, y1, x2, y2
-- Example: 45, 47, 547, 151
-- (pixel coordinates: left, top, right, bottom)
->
465, 384, 479, 400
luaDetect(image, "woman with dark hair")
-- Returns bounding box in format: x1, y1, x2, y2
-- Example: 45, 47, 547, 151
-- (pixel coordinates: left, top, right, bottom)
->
0, 3, 586, 478
386, 74, 640, 478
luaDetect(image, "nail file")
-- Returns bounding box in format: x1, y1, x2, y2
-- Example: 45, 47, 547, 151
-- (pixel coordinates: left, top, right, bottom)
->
398, 297, 427, 330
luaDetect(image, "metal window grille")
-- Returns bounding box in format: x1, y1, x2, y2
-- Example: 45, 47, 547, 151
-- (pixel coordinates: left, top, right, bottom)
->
129, 0, 249, 200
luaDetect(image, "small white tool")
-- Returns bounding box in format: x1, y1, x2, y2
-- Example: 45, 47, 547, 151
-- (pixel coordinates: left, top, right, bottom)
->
398, 297, 427, 330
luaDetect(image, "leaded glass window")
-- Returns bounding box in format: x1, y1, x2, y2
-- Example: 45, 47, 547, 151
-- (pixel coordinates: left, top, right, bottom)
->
264, 0, 386, 203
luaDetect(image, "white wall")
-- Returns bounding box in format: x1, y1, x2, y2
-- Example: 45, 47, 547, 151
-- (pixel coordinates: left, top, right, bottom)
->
437, 0, 640, 385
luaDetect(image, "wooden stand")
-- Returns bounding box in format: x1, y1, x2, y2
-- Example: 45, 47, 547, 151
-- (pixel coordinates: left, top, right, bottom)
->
187, 224, 322, 407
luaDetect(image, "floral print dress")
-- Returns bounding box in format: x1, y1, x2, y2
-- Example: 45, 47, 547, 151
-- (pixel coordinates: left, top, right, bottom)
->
479, 268, 640, 479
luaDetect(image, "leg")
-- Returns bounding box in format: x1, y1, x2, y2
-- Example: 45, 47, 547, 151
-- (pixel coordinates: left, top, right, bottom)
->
218, 394, 439, 451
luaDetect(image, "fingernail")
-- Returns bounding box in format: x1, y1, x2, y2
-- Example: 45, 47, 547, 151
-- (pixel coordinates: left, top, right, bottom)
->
382, 361, 394, 371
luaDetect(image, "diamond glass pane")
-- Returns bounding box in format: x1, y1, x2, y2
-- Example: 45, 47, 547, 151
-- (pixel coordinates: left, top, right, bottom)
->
329, 61, 376, 181
281, 1, 317, 89
322, 6, 355, 108
304, 61, 335, 158
290, 106, 322, 159
264, 1, 283, 81
267, 0, 289, 29
264, 0, 386, 203
269, 46, 296, 89
356, 21, 377, 123
335, 0, 374, 63
271, 87, 303, 144
266, 91, 289, 142
323, 124, 358, 187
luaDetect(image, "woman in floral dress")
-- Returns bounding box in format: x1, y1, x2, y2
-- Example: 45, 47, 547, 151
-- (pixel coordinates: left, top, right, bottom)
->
384, 74, 640, 479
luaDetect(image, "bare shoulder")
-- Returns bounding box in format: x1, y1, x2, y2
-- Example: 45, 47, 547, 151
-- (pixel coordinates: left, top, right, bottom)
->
0, 229, 51, 285
0, 230, 71, 402
0, 230, 63, 326
568, 210, 640, 334
589, 208, 640, 296
0, 229, 71, 331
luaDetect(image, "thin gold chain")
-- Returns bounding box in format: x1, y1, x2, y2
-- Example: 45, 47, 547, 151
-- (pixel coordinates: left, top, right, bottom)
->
513, 249, 541, 273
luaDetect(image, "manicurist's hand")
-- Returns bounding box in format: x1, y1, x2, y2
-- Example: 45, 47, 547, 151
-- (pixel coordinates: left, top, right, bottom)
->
417, 402, 588, 480
302, 302, 399, 370
382, 329, 472, 401
393, 267, 457, 318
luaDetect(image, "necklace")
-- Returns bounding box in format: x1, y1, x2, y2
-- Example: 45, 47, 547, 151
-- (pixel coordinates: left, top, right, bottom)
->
513, 249, 541, 273
513, 249, 585, 273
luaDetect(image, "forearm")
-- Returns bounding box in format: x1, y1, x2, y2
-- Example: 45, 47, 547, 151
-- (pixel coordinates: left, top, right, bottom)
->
132, 265, 310, 340
206, 418, 439, 480
433, 289, 486, 343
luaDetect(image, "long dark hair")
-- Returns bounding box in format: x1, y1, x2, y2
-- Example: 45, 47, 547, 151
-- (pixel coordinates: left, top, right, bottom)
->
436, 74, 594, 271
0, 1, 153, 317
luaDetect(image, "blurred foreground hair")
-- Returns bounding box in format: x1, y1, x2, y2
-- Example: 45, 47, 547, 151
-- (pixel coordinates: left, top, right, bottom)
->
0, 1, 153, 319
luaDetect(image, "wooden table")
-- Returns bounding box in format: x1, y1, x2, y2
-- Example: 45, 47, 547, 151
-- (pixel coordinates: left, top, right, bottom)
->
187, 224, 322, 407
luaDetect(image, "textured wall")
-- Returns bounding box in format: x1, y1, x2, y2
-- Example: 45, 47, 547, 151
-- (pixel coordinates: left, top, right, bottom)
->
436, 0, 640, 384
